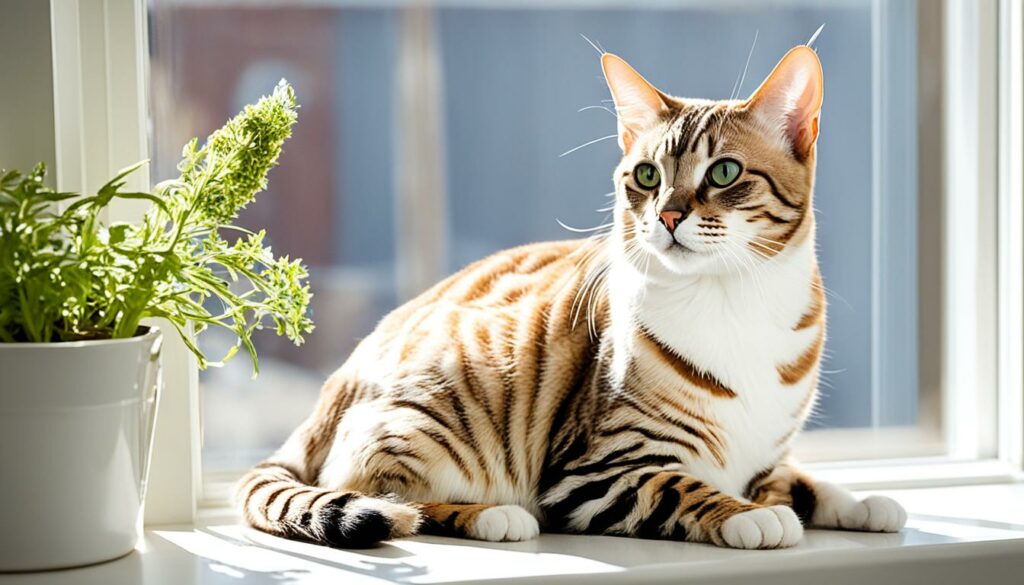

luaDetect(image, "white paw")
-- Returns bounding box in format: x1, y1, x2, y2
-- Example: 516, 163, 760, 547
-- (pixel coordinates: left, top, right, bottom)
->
838, 496, 907, 533
720, 505, 804, 549
469, 505, 540, 542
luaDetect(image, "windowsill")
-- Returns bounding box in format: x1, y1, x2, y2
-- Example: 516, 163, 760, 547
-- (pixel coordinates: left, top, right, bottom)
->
4, 483, 1023, 585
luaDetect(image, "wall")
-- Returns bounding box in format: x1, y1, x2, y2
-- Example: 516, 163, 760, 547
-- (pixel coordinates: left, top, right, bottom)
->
0, 1, 56, 179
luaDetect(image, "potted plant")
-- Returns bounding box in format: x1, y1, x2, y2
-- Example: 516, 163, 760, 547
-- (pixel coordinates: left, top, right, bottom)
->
0, 81, 313, 571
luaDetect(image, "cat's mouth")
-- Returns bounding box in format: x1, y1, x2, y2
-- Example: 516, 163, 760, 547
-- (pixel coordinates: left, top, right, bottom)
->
666, 239, 697, 255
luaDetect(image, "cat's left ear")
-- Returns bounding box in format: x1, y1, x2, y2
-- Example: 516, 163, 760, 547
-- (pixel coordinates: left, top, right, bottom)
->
602, 53, 670, 153
745, 46, 824, 160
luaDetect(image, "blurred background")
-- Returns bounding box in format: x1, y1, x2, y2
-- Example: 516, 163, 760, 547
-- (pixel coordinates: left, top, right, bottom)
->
148, 0, 928, 472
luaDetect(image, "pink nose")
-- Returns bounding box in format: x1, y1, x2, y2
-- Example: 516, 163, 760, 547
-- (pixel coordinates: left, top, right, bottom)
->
659, 210, 684, 232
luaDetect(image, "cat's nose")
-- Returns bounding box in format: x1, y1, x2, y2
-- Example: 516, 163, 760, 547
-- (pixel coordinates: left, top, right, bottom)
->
659, 208, 687, 233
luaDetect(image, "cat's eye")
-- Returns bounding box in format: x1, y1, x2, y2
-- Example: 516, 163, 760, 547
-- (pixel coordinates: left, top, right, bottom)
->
633, 163, 661, 189
707, 159, 742, 188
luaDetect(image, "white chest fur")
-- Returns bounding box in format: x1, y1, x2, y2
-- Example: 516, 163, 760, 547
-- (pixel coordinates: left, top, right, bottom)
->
608, 242, 820, 497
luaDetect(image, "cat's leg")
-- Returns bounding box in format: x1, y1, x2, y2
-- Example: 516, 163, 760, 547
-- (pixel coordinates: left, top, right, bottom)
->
746, 461, 907, 532
417, 503, 541, 542
541, 467, 803, 549
237, 462, 422, 548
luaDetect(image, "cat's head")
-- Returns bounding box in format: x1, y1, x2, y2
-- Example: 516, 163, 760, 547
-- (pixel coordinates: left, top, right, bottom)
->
603, 46, 823, 276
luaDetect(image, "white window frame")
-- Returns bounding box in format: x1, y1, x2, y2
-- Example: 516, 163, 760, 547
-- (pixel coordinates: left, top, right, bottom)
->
18, 0, 1022, 520
47, 0, 202, 525
997, 0, 1024, 476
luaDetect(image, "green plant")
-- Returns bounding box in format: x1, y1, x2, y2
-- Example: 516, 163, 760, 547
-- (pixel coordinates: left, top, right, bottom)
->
0, 80, 313, 372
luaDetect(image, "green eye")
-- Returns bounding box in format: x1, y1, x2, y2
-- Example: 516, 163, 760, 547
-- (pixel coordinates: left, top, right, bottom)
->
634, 163, 661, 189
708, 159, 742, 188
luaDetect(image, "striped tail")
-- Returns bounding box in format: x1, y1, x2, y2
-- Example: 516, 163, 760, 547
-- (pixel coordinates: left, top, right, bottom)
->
236, 461, 422, 548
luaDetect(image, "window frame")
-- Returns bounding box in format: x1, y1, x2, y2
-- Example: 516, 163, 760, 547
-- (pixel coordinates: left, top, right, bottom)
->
47, 0, 202, 525
997, 0, 1024, 474
32, 0, 1024, 519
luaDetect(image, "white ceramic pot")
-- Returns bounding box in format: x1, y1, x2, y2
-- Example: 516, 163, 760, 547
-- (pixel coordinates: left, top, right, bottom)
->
0, 327, 161, 572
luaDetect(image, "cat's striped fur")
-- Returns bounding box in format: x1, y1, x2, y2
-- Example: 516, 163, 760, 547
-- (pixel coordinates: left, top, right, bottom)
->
237, 46, 906, 549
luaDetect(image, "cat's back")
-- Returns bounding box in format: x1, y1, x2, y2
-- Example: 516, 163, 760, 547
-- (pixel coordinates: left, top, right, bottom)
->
346, 238, 605, 377
393, 238, 593, 314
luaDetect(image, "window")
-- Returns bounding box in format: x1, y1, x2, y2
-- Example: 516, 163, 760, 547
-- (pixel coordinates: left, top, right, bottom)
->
144, 0, 1017, 495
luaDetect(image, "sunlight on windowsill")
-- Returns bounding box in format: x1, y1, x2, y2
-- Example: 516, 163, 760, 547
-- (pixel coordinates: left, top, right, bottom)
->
4, 484, 1022, 585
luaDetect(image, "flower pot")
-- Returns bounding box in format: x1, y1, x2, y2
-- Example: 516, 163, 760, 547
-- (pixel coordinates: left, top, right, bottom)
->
0, 327, 161, 572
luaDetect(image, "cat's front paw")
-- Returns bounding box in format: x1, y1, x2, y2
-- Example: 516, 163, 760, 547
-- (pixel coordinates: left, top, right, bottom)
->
811, 482, 907, 533
467, 505, 540, 542
720, 505, 803, 549
835, 496, 907, 533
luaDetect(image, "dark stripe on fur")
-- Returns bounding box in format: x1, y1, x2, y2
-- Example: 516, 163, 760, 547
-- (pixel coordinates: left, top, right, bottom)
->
566, 453, 681, 479
689, 108, 721, 153
790, 478, 817, 524
587, 472, 658, 534
445, 511, 461, 532
743, 468, 773, 500
759, 210, 791, 224
683, 499, 705, 515
566, 442, 644, 474
617, 395, 721, 455
746, 169, 800, 209
598, 424, 701, 457
545, 473, 622, 528
415, 426, 475, 480
693, 499, 720, 521
716, 180, 757, 207
624, 186, 649, 213
262, 486, 292, 515
278, 488, 306, 523
637, 475, 683, 538
637, 327, 737, 399
244, 479, 277, 509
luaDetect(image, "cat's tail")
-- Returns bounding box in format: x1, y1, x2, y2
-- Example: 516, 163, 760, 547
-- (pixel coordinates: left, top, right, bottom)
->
235, 460, 422, 548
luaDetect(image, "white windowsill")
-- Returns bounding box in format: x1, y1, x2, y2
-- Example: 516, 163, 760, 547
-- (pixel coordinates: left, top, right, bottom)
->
2, 483, 1022, 585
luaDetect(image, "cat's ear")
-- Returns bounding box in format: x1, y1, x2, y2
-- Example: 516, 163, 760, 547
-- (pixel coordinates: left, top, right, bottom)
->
602, 53, 669, 153
745, 46, 823, 160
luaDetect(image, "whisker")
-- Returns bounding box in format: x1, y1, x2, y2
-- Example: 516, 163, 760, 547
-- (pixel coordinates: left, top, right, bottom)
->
579, 33, 605, 56
807, 23, 826, 48
584, 269, 612, 337
571, 253, 611, 332
731, 29, 759, 100
578, 105, 617, 117
746, 233, 787, 246
559, 134, 618, 158
557, 219, 614, 233
587, 266, 612, 337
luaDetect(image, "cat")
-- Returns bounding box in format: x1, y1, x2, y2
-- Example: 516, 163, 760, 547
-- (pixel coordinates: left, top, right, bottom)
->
237, 45, 907, 550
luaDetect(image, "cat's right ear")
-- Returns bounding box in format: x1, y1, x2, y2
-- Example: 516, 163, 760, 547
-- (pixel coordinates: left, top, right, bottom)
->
602, 54, 669, 153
